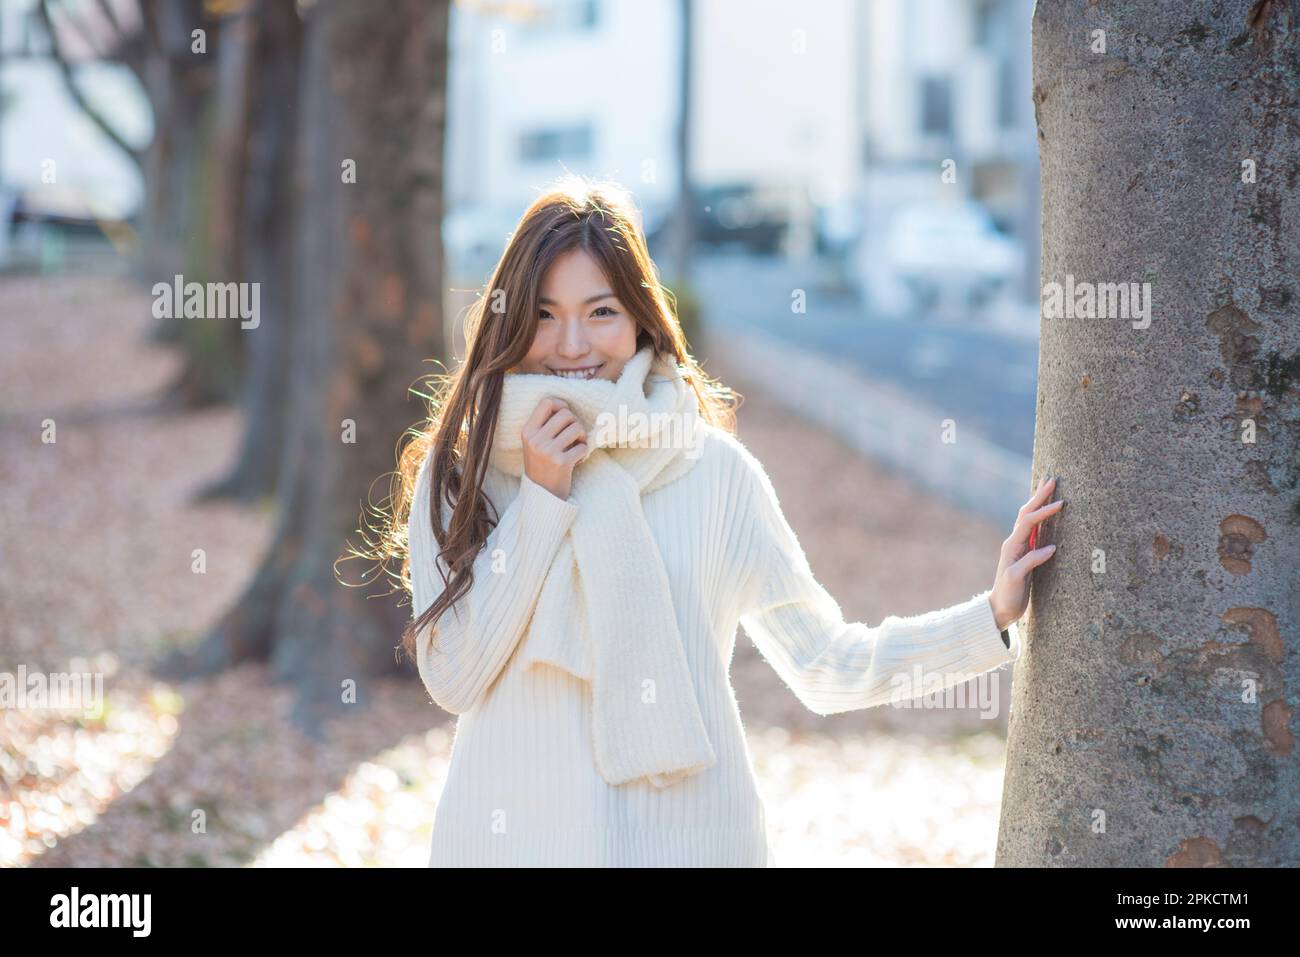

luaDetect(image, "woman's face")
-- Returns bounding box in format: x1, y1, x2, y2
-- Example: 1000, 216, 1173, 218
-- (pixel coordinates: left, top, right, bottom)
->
514, 248, 638, 382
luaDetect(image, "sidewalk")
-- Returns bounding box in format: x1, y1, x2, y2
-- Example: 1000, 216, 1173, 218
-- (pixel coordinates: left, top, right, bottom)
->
708, 324, 1033, 525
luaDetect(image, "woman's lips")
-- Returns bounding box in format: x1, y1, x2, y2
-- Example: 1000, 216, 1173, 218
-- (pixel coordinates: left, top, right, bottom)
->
549, 363, 603, 379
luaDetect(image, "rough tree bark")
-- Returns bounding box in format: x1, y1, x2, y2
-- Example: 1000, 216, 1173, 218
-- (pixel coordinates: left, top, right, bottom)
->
156, 0, 450, 738
998, 0, 1298, 866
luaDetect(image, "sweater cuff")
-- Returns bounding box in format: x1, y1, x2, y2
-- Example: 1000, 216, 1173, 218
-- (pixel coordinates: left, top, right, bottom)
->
518, 472, 580, 533
943, 589, 1022, 676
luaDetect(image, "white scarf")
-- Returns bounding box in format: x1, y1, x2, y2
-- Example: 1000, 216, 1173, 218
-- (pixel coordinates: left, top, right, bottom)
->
486, 343, 717, 788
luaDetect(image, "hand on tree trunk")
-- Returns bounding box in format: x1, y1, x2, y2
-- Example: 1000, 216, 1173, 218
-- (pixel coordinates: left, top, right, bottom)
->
990, 476, 1062, 630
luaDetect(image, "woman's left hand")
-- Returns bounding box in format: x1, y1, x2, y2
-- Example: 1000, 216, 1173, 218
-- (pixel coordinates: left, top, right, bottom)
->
989, 477, 1062, 631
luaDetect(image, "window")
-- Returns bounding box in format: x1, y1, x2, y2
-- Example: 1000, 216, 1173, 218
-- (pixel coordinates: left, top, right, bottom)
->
973, 0, 998, 50
997, 59, 1017, 129
519, 125, 593, 163
920, 76, 953, 137
522, 0, 599, 32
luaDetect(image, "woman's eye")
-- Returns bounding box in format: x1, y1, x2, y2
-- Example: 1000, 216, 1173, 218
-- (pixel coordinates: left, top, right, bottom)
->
539, 307, 615, 320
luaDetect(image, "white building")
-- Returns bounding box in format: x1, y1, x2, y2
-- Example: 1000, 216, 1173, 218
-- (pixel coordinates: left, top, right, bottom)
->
444, 0, 679, 280
444, 0, 860, 273
447, 0, 1039, 310
856, 0, 1040, 313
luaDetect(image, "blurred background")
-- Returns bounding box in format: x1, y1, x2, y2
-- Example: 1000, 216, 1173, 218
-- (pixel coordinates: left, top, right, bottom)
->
1, 0, 1042, 867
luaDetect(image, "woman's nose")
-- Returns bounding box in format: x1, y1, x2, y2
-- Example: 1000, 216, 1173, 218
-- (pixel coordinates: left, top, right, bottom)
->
557, 320, 590, 356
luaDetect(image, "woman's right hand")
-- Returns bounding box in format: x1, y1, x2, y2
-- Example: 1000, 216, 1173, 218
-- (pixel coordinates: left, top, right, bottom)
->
522, 397, 589, 500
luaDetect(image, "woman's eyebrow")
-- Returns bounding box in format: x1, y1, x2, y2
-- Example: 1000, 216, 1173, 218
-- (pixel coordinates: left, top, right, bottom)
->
538, 292, 615, 306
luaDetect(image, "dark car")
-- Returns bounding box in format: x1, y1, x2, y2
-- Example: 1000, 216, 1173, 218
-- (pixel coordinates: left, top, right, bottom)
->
647, 183, 788, 256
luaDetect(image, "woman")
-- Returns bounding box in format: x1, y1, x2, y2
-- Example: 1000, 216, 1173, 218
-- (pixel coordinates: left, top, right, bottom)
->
392, 175, 1060, 867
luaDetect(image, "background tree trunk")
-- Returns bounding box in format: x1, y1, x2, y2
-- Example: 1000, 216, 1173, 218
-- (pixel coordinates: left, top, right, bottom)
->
156, 0, 451, 737
149, 2, 248, 410
198, 0, 303, 504
138, 0, 220, 292
998, 0, 1299, 866
204, 5, 253, 286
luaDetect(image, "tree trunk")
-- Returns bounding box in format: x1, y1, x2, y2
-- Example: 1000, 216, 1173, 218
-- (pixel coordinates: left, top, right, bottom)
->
156, 0, 451, 738
205, 7, 253, 284
138, 0, 219, 290
998, 0, 1299, 866
198, 0, 302, 504
150, 4, 247, 410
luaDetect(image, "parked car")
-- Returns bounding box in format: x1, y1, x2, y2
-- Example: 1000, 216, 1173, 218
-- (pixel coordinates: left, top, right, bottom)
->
646, 182, 788, 256
874, 200, 1021, 318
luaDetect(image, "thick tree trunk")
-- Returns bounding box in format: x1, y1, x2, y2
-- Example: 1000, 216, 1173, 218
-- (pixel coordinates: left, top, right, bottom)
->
998, 0, 1299, 866
198, 0, 302, 504
157, 0, 450, 738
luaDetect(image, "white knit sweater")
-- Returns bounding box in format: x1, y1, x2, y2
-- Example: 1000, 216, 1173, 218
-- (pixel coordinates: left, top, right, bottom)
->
409, 421, 1021, 867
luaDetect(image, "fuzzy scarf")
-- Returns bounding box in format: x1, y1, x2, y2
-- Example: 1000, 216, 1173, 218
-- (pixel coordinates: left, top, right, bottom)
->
486, 343, 716, 788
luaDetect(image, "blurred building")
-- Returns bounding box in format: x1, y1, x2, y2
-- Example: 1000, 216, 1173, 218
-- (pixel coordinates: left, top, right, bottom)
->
444, 0, 681, 281
856, 0, 1039, 315
0, 0, 1039, 313
444, 0, 860, 276
446, 0, 1039, 317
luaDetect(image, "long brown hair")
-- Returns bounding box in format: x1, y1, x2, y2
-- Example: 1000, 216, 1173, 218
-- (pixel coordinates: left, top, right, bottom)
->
383, 174, 740, 665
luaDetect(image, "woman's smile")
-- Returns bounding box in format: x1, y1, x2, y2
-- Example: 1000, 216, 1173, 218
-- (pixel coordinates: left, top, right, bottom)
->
549, 363, 605, 379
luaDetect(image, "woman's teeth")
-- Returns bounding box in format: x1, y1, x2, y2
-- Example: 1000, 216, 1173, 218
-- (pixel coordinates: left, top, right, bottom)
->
552, 366, 601, 379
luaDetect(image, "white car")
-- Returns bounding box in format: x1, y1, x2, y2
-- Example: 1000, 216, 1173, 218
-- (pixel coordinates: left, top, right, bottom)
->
879, 201, 1021, 318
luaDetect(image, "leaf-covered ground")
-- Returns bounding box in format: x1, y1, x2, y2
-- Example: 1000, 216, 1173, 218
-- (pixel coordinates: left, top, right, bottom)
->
1, 272, 1015, 868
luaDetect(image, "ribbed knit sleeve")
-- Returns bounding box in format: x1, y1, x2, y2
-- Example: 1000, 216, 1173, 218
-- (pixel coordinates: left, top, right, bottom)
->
735, 446, 1021, 717
409, 455, 580, 714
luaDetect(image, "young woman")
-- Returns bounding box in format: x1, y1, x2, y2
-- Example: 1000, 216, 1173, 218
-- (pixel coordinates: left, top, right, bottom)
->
392, 175, 1060, 867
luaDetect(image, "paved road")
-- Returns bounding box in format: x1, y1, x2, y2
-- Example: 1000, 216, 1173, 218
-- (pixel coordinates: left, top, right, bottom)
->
692, 252, 1040, 459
